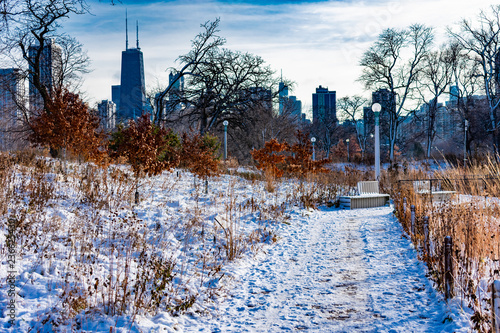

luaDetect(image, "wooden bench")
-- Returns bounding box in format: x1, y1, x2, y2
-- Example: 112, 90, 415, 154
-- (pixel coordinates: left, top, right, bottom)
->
339, 181, 390, 209
413, 180, 456, 202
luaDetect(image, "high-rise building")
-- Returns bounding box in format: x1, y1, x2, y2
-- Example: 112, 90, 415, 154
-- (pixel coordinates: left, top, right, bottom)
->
449, 85, 459, 102
278, 73, 289, 115
111, 85, 121, 111
97, 100, 116, 131
169, 72, 184, 92
0, 68, 24, 150
28, 38, 62, 114
446, 84, 460, 109
312, 85, 336, 124
288, 95, 302, 119
116, 16, 146, 123
167, 71, 184, 111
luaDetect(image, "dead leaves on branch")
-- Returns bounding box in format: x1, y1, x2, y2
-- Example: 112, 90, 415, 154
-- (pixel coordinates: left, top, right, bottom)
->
251, 138, 288, 178
29, 88, 108, 165
109, 120, 222, 182
109, 114, 181, 178
251, 130, 330, 179
181, 132, 221, 179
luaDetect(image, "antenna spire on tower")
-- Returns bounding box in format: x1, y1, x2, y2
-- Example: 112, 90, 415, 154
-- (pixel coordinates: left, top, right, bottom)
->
136, 20, 139, 49
125, 9, 129, 50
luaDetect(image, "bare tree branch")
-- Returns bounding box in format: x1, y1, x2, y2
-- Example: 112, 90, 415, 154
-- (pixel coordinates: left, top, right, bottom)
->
359, 24, 434, 162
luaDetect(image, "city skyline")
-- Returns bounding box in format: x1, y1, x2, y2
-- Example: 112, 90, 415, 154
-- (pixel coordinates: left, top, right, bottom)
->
63, 0, 500, 118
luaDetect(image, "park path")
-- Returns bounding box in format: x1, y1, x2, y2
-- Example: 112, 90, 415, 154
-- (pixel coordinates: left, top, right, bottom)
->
186, 206, 466, 332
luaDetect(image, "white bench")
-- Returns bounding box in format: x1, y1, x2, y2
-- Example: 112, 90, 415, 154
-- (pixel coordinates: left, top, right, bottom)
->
413, 180, 456, 201
339, 181, 390, 209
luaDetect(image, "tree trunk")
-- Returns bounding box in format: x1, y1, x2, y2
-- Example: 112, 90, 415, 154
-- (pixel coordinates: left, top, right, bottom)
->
390, 137, 395, 162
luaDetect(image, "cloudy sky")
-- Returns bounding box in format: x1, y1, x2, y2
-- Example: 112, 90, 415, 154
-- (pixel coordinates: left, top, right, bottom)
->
63, 0, 499, 118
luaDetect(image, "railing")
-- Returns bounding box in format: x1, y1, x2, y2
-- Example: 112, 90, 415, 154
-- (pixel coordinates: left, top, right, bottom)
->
397, 176, 500, 197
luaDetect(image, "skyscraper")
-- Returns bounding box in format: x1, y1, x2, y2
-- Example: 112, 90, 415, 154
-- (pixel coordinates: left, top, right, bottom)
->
111, 85, 121, 111
116, 15, 146, 123
97, 100, 116, 131
169, 71, 184, 92
278, 72, 289, 115
167, 71, 184, 111
312, 85, 336, 124
288, 95, 302, 119
0, 68, 24, 150
28, 38, 62, 114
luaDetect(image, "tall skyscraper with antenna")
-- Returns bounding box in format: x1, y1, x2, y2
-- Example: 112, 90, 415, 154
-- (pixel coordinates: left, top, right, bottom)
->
116, 12, 146, 122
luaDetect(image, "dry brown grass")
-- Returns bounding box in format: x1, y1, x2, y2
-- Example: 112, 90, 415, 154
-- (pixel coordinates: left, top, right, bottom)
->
0, 150, 297, 330
392, 158, 500, 331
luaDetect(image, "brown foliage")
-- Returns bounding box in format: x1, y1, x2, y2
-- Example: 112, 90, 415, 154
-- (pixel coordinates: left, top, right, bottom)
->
286, 131, 330, 177
331, 139, 347, 161
250, 138, 288, 178
251, 131, 330, 179
181, 132, 220, 179
28, 88, 107, 164
110, 114, 181, 178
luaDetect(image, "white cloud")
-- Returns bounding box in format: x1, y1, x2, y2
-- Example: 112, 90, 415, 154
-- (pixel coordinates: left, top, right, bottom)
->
63, 0, 500, 109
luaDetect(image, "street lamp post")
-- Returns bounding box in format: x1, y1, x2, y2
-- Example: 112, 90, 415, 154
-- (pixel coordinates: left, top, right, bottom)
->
223, 120, 228, 160
346, 138, 350, 163
372, 103, 382, 180
311, 137, 316, 161
464, 119, 468, 167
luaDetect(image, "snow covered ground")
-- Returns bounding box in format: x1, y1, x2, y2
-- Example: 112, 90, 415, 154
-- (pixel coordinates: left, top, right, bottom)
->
0, 162, 471, 332
182, 206, 470, 333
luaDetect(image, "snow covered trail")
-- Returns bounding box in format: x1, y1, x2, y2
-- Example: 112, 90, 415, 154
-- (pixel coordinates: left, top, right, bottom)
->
187, 206, 467, 332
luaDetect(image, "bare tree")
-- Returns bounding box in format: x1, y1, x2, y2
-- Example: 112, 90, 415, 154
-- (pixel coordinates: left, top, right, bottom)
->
311, 106, 337, 159
2, 1, 89, 114
153, 18, 225, 124
359, 24, 434, 162
154, 18, 290, 138
184, 49, 283, 135
0, 0, 114, 31
0, 0, 91, 155
449, 5, 500, 155
415, 43, 456, 158
227, 99, 297, 163
449, 44, 486, 156
337, 95, 368, 160
55, 35, 90, 90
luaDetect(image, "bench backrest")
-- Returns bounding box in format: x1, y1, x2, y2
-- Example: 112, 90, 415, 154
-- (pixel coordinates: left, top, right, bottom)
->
413, 180, 431, 192
358, 181, 380, 195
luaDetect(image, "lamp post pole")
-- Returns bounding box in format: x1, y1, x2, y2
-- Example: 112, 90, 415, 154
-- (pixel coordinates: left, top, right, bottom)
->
372, 103, 381, 180
464, 119, 468, 167
346, 138, 350, 163
311, 137, 316, 161
223, 120, 228, 160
